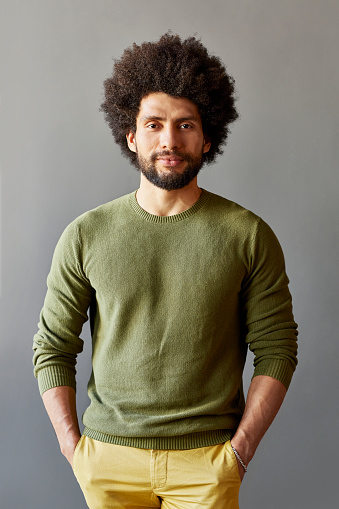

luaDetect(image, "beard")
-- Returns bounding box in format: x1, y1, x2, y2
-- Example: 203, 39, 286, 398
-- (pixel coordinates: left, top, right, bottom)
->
136, 149, 204, 191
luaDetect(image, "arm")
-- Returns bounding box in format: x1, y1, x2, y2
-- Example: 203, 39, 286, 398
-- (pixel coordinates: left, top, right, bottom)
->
233, 220, 297, 479
33, 221, 92, 461
231, 375, 287, 480
33, 222, 93, 471
42, 386, 81, 467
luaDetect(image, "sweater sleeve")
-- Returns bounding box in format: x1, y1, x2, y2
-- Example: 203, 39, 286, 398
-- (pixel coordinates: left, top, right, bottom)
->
241, 219, 298, 389
32, 220, 93, 395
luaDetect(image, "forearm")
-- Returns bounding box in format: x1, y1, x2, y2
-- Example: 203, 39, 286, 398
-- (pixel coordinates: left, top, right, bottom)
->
231, 375, 287, 474
42, 386, 81, 466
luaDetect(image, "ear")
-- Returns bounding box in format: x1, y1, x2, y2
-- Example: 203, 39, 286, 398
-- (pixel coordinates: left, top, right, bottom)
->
202, 135, 211, 154
126, 131, 137, 153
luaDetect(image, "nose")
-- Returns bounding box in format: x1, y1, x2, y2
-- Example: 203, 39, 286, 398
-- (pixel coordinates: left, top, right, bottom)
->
160, 125, 181, 150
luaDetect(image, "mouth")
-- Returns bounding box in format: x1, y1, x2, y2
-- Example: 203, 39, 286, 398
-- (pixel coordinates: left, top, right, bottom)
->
157, 155, 184, 167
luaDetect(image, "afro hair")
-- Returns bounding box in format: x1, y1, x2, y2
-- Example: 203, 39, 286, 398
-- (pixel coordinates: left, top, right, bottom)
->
101, 32, 238, 166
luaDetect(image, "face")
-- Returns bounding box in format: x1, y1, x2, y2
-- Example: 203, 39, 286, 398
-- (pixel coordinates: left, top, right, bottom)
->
126, 93, 211, 190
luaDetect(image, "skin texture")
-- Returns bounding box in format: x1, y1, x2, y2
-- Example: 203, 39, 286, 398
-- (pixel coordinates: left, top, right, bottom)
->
126, 93, 211, 216
42, 93, 288, 479
42, 386, 80, 467
230, 375, 286, 480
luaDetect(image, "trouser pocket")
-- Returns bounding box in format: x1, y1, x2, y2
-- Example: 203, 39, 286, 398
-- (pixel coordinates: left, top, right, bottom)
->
72, 435, 84, 478
224, 440, 242, 483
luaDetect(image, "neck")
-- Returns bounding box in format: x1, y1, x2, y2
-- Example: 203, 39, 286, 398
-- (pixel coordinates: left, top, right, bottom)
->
136, 175, 202, 216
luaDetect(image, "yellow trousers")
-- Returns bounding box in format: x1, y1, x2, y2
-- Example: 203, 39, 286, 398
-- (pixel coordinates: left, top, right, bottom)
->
73, 436, 241, 509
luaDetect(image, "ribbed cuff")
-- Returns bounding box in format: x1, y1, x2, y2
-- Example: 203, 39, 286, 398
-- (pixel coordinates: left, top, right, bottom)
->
37, 365, 76, 395
83, 427, 233, 450
252, 358, 295, 389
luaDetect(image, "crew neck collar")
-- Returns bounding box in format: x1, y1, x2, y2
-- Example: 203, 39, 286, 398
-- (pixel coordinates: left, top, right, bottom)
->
129, 189, 210, 223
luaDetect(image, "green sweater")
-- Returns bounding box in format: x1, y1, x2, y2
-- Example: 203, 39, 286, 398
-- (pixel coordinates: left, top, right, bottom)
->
33, 190, 298, 449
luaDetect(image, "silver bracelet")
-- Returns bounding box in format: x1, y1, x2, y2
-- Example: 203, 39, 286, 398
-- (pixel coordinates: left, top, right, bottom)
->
231, 445, 248, 473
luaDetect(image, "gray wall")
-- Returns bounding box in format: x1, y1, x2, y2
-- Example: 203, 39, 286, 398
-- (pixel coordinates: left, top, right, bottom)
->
1, 1, 338, 507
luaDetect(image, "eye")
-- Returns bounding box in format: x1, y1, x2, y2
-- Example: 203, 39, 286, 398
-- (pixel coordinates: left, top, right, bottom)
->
179, 123, 193, 129
146, 123, 159, 129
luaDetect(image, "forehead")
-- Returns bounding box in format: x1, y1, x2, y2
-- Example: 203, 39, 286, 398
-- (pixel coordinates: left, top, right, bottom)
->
137, 92, 202, 124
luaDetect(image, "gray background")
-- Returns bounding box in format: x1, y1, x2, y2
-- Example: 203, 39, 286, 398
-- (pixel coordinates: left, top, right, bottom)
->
1, 0, 338, 507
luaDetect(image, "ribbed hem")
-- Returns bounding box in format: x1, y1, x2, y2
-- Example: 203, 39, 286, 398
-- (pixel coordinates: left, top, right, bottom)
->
252, 358, 295, 390
129, 189, 211, 223
83, 427, 233, 450
37, 365, 76, 395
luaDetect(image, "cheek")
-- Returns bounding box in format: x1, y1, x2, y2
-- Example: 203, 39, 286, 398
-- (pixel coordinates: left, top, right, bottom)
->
136, 134, 158, 153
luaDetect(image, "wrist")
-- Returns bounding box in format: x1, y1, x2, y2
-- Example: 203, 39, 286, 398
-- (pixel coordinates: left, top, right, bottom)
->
231, 427, 258, 465
231, 444, 248, 472
60, 431, 81, 465
230, 432, 256, 466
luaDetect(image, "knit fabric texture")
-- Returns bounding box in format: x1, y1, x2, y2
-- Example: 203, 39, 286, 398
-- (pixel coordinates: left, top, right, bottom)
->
33, 190, 298, 449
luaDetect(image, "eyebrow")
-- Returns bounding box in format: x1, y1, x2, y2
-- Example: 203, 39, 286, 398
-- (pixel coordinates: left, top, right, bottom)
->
140, 115, 200, 123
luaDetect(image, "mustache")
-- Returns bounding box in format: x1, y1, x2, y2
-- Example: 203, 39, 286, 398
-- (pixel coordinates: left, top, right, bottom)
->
150, 150, 194, 163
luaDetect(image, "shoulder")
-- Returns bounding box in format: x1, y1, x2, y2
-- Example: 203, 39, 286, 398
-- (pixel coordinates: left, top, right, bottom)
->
203, 190, 261, 231
64, 192, 134, 236
56, 192, 135, 249
203, 190, 283, 255
73, 192, 134, 228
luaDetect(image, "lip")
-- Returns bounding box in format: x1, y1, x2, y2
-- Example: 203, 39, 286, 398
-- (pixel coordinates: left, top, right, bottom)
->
157, 156, 184, 167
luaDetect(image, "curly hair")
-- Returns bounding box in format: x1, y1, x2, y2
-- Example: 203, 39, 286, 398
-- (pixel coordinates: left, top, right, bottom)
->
101, 32, 238, 166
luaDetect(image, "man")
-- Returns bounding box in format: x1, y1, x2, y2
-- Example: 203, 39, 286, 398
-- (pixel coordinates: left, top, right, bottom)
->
33, 33, 298, 509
